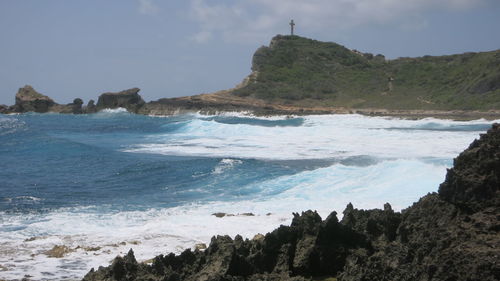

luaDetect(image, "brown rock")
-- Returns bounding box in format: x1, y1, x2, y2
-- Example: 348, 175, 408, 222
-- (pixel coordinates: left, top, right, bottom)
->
45, 245, 74, 258
14, 85, 56, 113
195, 243, 207, 250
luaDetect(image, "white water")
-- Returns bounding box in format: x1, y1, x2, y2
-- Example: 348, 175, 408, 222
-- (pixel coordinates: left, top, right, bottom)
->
127, 114, 486, 159
0, 114, 496, 280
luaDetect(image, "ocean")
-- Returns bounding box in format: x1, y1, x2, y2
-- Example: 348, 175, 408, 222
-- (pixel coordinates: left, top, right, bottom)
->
0, 110, 496, 280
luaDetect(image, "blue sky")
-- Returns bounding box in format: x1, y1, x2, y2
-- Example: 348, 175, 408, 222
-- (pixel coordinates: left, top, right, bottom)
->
0, 0, 499, 105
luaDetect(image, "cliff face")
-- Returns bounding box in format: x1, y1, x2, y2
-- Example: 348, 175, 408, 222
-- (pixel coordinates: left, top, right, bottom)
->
82, 124, 500, 281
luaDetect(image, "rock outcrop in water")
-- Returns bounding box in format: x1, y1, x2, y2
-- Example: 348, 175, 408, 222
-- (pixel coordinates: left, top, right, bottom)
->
85, 99, 97, 114
1, 86, 145, 114
96, 88, 145, 113
82, 124, 500, 281
13, 85, 56, 113
0, 104, 8, 114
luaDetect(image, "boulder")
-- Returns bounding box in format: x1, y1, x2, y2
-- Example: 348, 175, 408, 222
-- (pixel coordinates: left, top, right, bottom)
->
14, 85, 56, 113
84, 100, 97, 114
71, 98, 84, 114
96, 88, 145, 113
0, 104, 8, 114
45, 245, 75, 258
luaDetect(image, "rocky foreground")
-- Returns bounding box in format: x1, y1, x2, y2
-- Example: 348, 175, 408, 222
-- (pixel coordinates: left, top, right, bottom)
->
82, 125, 500, 280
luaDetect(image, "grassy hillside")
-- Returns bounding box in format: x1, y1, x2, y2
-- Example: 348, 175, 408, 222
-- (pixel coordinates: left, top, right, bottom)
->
233, 35, 500, 110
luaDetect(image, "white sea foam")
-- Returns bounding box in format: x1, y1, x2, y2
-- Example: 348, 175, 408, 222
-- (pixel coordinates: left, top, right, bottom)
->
0, 116, 26, 135
125, 114, 494, 160
97, 108, 129, 114
0, 114, 496, 280
0, 158, 451, 280
212, 159, 243, 175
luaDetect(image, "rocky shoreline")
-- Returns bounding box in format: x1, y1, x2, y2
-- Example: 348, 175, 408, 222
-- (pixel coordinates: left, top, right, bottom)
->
80, 124, 500, 281
2, 85, 500, 120
0, 86, 145, 115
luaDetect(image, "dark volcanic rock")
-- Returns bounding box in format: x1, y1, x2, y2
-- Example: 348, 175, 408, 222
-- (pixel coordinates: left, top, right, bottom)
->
341, 202, 401, 243
53, 98, 85, 114
71, 98, 84, 114
340, 124, 500, 281
14, 85, 56, 113
439, 123, 500, 212
0, 104, 8, 114
85, 99, 97, 114
83, 211, 366, 281
96, 88, 145, 113
83, 124, 500, 281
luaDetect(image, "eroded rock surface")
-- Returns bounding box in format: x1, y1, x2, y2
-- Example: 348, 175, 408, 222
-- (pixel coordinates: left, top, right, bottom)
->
439, 123, 500, 212
96, 88, 145, 113
14, 85, 56, 113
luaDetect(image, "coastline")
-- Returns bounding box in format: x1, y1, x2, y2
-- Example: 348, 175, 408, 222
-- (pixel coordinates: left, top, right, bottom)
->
133, 91, 500, 120
3, 85, 500, 121
1, 104, 498, 280
82, 123, 500, 281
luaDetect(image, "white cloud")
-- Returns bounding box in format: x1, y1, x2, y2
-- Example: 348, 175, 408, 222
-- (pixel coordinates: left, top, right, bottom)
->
138, 0, 159, 15
188, 0, 488, 43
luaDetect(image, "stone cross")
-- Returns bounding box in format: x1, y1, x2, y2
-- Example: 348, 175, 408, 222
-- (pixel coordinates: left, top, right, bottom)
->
290, 19, 295, 35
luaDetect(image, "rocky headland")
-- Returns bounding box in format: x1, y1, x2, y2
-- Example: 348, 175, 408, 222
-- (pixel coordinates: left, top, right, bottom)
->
81, 124, 500, 281
2, 35, 500, 119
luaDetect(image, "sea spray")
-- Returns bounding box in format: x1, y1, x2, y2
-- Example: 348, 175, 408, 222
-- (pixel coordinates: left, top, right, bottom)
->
0, 113, 497, 280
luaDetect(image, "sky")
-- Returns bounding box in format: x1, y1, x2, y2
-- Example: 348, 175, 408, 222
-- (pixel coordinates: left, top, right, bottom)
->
0, 0, 499, 105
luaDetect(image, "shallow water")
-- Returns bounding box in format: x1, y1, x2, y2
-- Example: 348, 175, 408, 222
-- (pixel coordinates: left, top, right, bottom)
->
0, 110, 496, 280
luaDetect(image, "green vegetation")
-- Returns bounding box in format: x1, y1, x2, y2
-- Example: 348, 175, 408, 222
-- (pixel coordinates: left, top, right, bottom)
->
233, 35, 500, 110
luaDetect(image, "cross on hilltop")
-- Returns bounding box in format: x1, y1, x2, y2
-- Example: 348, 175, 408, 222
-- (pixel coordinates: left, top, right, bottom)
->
290, 19, 295, 35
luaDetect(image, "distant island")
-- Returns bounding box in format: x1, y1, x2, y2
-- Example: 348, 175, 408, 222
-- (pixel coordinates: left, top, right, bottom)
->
2, 35, 500, 119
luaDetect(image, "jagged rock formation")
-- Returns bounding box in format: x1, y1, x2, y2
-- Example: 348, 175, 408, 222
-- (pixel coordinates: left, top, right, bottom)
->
96, 88, 145, 113
0, 86, 145, 114
82, 124, 500, 281
13, 85, 56, 113
71, 98, 84, 114
439, 124, 500, 212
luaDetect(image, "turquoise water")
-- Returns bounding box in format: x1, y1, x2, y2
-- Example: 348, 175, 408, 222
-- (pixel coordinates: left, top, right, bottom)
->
0, 110, 495, 280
